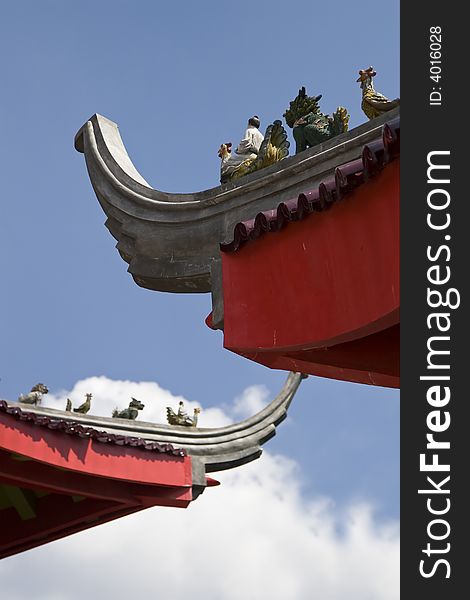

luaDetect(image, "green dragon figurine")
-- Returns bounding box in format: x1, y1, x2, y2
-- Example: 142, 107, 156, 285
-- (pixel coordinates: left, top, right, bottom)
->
284, 87, 350, 154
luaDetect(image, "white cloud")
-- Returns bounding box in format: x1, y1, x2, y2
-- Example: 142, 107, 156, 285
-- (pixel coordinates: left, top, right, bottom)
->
229, 384, 271, 419
1, 377, 399, 599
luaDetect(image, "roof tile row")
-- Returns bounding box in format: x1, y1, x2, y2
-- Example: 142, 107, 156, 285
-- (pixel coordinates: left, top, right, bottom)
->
0, 400, 186, 457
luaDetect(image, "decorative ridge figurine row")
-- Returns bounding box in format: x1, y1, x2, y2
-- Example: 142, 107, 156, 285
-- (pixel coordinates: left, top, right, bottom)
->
16, 383, 201, 427
218, 66, 399, 183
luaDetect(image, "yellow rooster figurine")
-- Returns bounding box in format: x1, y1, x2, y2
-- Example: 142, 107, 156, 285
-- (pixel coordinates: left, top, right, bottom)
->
357, 67, 400, 120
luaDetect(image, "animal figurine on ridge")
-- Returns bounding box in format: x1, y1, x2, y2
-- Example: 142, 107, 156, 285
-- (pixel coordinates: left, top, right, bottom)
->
219, 116, 289, 184
112, 397, 145, 420
18, 383, 49, 406
166, 401, 201, 427
283, 87, 349, 154
72, 393, 92, 414
357, 67, 400, 120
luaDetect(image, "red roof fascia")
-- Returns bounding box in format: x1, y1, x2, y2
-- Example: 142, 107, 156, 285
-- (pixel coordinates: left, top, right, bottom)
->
0, 448, 190, 506
219, 155, 399, 387
221, 162, 399, 352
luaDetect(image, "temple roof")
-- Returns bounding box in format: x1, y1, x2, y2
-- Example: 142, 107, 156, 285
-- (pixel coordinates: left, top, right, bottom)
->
0, 373, 303, 557
220, 117, 400, 253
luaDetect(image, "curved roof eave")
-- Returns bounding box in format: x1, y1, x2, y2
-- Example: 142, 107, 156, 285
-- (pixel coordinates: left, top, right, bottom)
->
75, 109, 400, 293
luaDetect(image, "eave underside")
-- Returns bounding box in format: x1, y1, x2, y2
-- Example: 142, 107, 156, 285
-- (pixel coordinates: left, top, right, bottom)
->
0, 448, 192, 560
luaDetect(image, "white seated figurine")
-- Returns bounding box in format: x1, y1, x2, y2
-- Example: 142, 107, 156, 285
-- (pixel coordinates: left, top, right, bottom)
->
219, 116, 264, 183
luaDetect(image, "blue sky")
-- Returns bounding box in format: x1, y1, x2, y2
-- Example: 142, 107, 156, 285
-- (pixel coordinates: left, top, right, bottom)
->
0, 2, 399, 597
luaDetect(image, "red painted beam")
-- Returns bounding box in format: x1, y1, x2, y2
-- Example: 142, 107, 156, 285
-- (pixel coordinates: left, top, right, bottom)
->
240, 351, 398, 388
246, 323, 400, 387
0, 449, 192, 506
